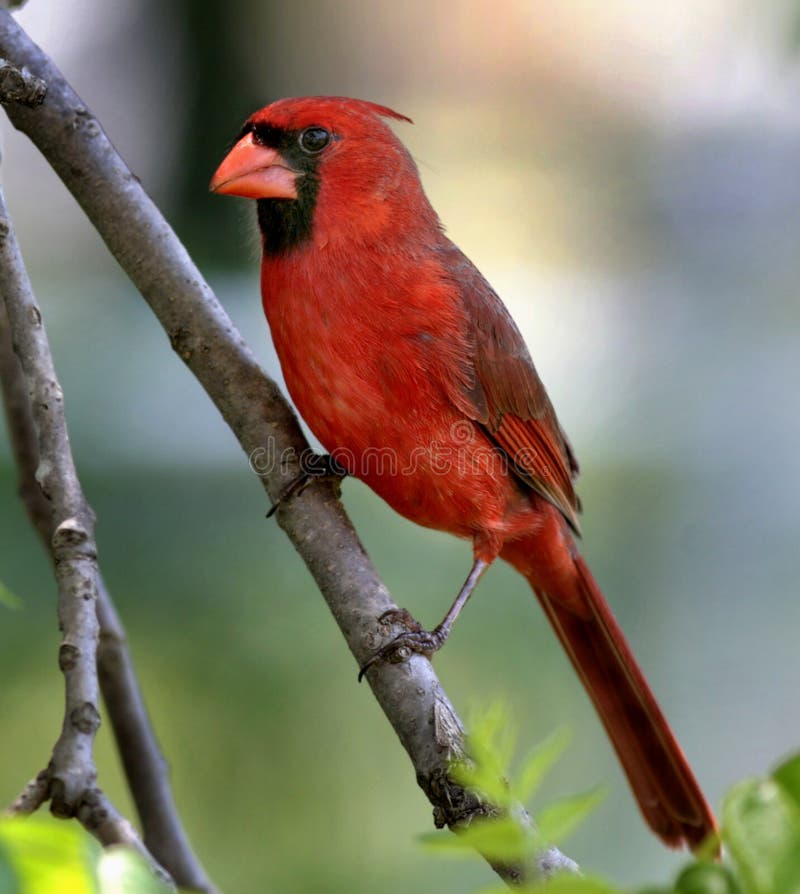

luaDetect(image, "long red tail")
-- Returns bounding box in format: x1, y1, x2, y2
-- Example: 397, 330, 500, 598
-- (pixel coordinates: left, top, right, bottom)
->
503, 538, 717, 850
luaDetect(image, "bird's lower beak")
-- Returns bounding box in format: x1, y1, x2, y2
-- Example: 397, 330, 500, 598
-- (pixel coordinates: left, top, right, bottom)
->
210, 132, 298, 200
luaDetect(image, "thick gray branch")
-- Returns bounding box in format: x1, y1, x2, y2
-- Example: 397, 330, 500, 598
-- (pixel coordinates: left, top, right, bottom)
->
0, 14, 577, 885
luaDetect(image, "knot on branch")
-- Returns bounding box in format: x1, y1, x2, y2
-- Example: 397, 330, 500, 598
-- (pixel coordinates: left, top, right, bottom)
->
433, 692, 466, 756
424, 766, 493, 830
0, 58, 45, 106
49, 767, 98, 819
58, 642, 80, 671
53, 517, 88, 546
70, 701, 101, 735
169, 326, 195, 361
52, 516, 96, 560
75, 786, 108, 828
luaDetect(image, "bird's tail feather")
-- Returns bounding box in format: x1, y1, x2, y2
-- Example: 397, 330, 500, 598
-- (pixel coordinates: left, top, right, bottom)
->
504, 539, 717, 851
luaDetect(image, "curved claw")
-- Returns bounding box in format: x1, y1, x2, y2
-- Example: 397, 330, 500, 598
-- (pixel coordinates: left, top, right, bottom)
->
359, 558, 488, 681
358, 627, 445, 681
266, 452, 348, 518
357, 653, 380, 682
358, 607, 424, 681
266, 473, 310, 518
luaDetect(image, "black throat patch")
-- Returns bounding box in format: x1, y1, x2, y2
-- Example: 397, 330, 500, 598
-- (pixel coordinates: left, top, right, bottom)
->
241, 122, 323, 256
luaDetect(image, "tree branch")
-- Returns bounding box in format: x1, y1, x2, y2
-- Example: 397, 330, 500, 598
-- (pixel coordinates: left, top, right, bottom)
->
0, 187, 101, 815
0, 57, 43, 105
0, 186, 174, 890
0, 301, 218, 893
0, 13, 577, 886
95, 589, 218, 890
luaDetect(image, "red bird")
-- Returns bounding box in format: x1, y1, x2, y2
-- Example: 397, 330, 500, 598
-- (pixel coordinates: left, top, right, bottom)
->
211, 96, 716, 850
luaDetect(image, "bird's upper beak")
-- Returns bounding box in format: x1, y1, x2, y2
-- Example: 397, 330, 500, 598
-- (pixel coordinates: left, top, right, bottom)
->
210, 132, 298, 200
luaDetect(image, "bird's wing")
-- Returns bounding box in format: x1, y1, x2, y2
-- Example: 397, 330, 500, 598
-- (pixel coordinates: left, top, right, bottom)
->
440, 246, 582, 533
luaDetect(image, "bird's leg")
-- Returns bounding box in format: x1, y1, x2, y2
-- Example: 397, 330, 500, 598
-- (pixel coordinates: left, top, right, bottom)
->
266, 451, 348, 518
358, 557, 489, 680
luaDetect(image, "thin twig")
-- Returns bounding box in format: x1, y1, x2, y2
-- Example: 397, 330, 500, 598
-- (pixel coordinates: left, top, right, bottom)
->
0, 298, 217, 893
0, 213, 212, 886
6, 766, 165, 883
0, 16, 578, 885
0, 186, 174, 891
95, 593, 217, 891
7, 771, 49, 815
0, 186, 100, 814
0, 282, 50, 536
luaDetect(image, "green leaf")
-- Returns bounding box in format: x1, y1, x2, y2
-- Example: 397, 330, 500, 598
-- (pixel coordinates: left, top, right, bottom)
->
451, 703, 518, 808
455, 815, 536, 864
0, 814, 99, 893
774, 752, 800, 812
536, 873, 621, 893
97, 846, 171, 893
449, 758, 513, 812
536, 787, 606, 845
0, 580, 22, 610
422, 814, 537, 864
515, 729, 571, 803
468, 702, 517, 774
673, 862, 741, 894
0, 839, 22, 894
477, 877, 621, 894
723, 777, 800, 894
418, 829, 478, 857
476, 872, 620, 894
0, 817, 171, 894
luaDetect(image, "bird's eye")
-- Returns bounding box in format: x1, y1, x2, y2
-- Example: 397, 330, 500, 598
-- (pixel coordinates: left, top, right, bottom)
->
299, 127, 331, 154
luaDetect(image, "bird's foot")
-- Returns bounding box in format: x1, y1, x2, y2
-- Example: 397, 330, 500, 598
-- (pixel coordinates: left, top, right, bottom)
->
358, 608, 447, 681
266, 452, 348, 518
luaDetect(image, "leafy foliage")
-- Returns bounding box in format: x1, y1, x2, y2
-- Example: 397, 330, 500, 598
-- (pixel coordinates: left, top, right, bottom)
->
422, 706, 800, 894
3, 730, 800, 893
0, 580, 22, 611
0, 815, 170, 894
421, 705, 605, 866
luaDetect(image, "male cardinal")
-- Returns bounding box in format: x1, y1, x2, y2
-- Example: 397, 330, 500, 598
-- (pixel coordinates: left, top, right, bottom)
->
211, 96, 716, 849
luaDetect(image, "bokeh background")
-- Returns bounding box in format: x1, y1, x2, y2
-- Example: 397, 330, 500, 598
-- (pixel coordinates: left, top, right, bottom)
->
2, 2, 800, 891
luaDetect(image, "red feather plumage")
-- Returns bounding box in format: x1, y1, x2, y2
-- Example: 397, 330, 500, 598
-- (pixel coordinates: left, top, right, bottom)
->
213, 96, 717, 850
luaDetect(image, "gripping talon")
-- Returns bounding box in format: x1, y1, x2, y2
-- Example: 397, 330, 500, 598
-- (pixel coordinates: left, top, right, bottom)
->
266, 474, 310, 518
358, 607, 425, 680
358, 622, 446, 681
358, 560, 488, 680
377, 607, 422, 632
265, 452, 348, 518
357, 654, 380, 682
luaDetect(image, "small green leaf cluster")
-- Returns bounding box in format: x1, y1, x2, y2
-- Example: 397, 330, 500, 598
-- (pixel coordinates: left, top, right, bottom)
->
0, 815, 171, 894
422, 704, 604, 869
0, 580, 22, 611
422, 704, 800, 894
2, 707, 800, 894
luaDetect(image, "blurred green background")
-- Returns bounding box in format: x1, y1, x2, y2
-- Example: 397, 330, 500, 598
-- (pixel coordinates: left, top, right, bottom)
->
2, 2, 800, 891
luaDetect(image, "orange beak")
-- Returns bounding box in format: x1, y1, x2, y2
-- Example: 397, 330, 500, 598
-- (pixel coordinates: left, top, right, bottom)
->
210, 132, 298, 200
